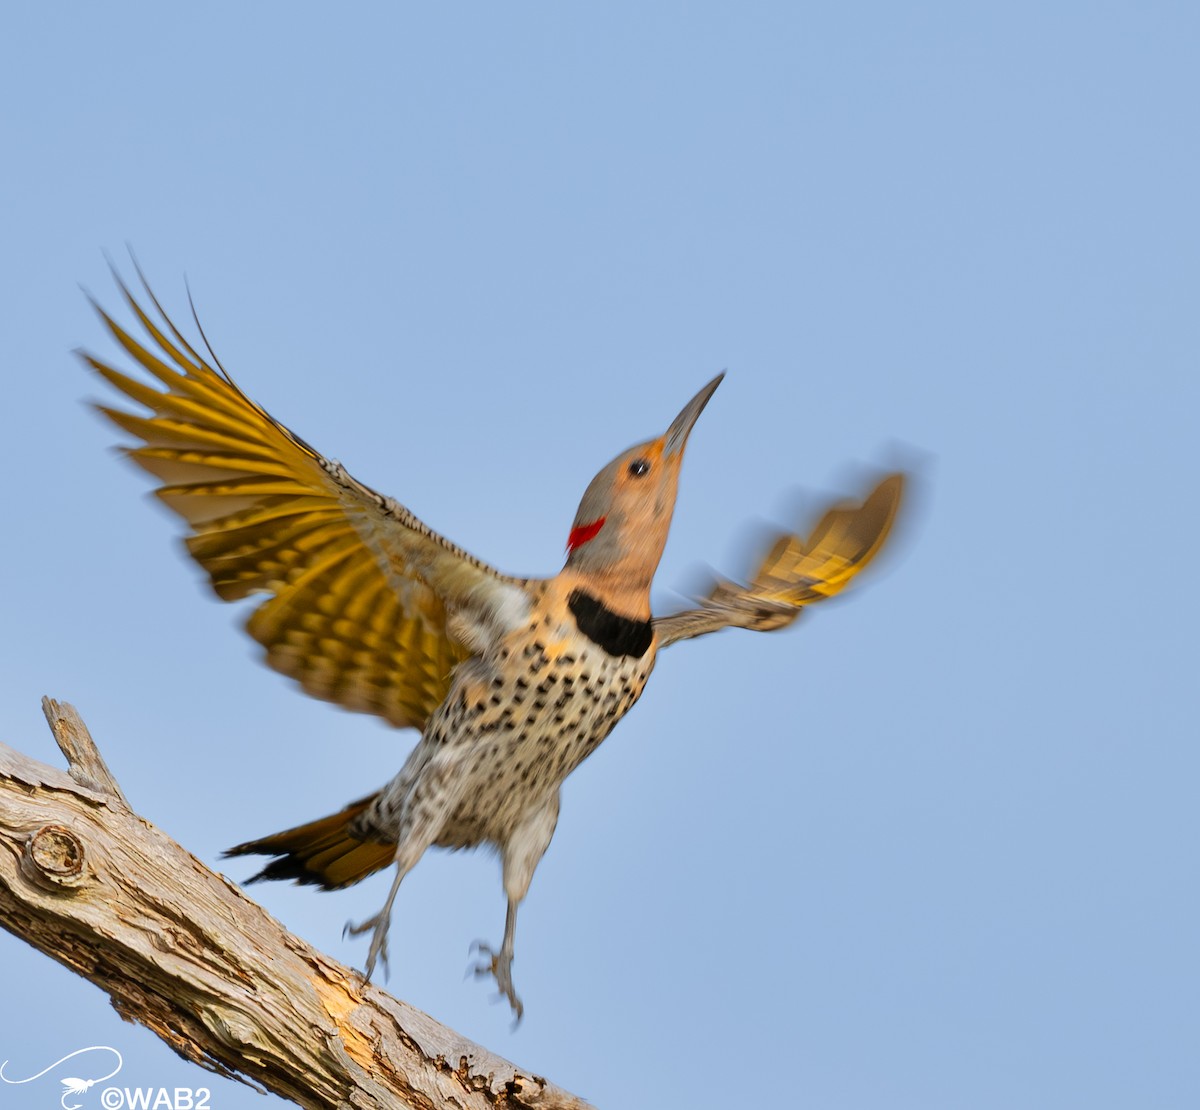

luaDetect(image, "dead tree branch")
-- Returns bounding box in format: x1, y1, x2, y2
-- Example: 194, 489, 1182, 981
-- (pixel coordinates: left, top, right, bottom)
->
0, 698, 593, 1110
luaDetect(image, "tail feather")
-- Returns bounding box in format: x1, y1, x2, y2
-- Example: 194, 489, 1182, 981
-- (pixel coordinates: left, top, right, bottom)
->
224, 792, 395, 890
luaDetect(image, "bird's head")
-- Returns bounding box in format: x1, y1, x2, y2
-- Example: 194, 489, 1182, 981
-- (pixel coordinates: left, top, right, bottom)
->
564, 374, 723, 597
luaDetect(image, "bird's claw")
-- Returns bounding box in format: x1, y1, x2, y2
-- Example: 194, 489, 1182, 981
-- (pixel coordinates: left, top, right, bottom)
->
345, 912, 391, 981
469, 941, 524, 1024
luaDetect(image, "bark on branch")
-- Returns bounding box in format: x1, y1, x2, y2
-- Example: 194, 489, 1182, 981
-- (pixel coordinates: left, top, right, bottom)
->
0, 698, 593, 1110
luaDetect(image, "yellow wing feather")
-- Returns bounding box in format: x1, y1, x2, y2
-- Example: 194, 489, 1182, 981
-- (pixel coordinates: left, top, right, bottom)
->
86, 272, 527, 730
654, 473, 904, 646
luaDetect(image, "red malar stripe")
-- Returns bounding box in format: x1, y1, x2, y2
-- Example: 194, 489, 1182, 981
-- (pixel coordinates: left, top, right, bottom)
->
567, 517, 606, 552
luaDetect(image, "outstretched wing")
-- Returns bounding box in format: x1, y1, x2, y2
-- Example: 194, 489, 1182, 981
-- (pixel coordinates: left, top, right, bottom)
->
654, 473, 904, 648
83, 272, 530, 730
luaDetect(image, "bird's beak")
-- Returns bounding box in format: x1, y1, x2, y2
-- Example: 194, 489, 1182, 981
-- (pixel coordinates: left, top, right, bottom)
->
663, 373, 723, 459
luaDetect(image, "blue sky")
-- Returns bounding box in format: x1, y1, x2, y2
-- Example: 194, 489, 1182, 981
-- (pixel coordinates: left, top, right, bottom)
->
2, 4, 1197, 1108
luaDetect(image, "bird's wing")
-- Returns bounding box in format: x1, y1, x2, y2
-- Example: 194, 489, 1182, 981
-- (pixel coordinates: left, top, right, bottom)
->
653, 473, 904, 648
83, 273, 531, 730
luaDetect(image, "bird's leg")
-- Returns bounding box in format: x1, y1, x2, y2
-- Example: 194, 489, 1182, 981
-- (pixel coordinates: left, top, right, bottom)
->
471, 791, 558, 1022
345, 749, 469, 981
472, 898, 523, 1022
344, 860, 409, 980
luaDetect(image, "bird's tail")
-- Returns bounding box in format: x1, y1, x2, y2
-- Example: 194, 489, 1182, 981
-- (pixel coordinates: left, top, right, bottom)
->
224, 792, 395, 890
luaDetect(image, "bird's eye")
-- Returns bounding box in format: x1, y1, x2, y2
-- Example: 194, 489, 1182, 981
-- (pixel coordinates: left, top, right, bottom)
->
628, 459, 651, 478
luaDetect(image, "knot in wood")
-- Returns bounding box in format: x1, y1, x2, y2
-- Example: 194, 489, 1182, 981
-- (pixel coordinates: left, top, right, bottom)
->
22, 824, 87, 889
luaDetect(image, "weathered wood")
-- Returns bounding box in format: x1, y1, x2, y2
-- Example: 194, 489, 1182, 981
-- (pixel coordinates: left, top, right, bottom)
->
42, 697, 130, 806
0, 700, 594, 1110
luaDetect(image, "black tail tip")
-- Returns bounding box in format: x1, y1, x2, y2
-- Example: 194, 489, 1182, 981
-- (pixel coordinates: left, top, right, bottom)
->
222, 844, 336, 889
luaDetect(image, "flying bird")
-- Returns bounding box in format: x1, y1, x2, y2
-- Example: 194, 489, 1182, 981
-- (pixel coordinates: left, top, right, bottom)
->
84, 270, 904, 1019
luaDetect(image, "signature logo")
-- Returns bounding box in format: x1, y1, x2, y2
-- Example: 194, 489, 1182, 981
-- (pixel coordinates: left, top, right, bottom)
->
0, 1047, 123, 1110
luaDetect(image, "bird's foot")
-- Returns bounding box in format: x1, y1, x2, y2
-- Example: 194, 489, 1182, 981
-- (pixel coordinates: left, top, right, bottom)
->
469, 940, 524, 1024
344, 911, 392, 981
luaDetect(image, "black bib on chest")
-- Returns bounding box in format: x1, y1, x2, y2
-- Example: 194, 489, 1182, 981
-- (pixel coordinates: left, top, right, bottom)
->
567, 589, 654, 659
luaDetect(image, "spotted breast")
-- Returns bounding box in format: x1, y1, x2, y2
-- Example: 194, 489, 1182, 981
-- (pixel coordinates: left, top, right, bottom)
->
354, 582, 657, 851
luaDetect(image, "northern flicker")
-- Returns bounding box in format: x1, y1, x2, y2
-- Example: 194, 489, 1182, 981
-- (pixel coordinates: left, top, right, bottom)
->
85, 269, 904, 1019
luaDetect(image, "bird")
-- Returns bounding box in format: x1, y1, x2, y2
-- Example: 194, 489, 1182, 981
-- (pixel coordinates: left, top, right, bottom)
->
83, 267, 905, 1020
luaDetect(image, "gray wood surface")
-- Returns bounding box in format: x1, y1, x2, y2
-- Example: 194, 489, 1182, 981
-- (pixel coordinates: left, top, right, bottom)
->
0, 699, 593, 1110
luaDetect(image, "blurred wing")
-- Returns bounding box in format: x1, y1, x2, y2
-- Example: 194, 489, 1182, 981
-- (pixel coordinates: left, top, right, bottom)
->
654, 473, 904, 648
83, 273, 530, 729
